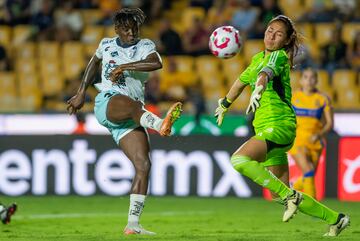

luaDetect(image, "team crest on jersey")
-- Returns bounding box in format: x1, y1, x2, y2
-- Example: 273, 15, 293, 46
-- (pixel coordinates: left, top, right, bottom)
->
111, 51, 119, 57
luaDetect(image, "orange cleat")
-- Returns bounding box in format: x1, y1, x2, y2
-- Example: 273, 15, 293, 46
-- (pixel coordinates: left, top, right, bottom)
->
159, 102, 183, 136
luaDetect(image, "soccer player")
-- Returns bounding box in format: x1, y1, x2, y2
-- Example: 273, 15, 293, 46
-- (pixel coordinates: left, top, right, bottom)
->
0, 202, 17, 224
215, 15, 349, 236
289, 68, 333, 198
67, 8, 182, 235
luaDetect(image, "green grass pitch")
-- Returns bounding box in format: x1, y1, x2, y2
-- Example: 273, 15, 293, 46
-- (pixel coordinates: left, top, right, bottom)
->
0, 196, 359, 241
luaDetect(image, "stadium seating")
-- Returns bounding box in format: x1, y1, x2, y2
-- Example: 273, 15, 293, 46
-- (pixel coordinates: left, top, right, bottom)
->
39, 42, 60, 60
0, 2, 359, 113
12, 25, 32, 45
290, 71, 301, 91
243, 40, 264, 64
15, 42, 36, 59
182, 7, 206, 30
332, 70, 357, 90
195, 56, 221, 76
314, 23, 336, 47
221, 57, 246, 87
335, 88, 360, 109
342, 23, 360, 45
0, 26, 11, 47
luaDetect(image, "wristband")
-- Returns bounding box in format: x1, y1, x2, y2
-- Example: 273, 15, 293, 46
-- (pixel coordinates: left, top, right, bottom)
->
221, 97, 232, 108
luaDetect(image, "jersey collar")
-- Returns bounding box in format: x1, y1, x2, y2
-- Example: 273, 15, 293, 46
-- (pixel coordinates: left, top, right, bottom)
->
116, 38, 140, 48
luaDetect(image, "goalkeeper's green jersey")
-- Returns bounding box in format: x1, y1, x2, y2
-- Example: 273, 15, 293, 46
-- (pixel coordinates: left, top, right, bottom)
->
239, 49, 296, 131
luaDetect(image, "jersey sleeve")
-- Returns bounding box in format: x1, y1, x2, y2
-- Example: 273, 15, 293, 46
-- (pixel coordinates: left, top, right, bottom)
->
95, 38, 105, 59
260, 50, 288, 79
139, 39, 157, 60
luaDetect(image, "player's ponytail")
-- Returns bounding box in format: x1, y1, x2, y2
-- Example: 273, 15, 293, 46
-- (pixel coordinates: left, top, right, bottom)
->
269, 15, 301, 68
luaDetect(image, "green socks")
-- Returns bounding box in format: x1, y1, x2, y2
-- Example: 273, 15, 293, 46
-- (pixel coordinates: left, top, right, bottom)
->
231, 155, 339, 225
299, 192, 339, 224
231, 155, 293, 199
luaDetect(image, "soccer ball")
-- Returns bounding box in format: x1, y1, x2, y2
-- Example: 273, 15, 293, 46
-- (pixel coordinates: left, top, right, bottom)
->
209, 26, 242, 59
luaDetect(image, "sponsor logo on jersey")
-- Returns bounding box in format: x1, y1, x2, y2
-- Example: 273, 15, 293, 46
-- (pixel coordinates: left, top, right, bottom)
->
111, 51, 119, 57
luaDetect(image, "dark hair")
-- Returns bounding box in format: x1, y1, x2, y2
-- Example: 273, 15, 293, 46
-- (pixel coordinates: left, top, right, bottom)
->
268, 15, 300, 67
113, 8, 146, 28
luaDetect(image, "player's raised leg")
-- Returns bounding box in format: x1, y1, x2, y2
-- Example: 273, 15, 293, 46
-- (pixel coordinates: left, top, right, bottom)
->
119, 128, 155, 235
107, 95, 182, 137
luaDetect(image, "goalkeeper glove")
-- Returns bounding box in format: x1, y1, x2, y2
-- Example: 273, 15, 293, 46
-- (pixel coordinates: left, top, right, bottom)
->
246, 85, 264, 115
215, 97, 232, 126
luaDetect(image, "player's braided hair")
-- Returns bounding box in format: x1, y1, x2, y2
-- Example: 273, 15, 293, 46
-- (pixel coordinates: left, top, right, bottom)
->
113, 8, 146, 28
269, 15, 301, 67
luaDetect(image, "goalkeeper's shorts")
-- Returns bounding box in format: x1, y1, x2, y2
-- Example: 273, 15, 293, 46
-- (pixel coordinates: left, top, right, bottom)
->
254, 124, 296, 167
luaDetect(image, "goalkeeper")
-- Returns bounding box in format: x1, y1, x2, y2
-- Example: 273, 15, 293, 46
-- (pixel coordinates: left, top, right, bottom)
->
215, 15, 349, 236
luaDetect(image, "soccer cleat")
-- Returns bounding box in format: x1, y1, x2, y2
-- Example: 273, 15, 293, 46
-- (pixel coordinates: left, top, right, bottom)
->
159, 102, 182, 136
0, 203, 17, 224
323, 213, 350, 237
282, 190, 303, 222
123, 224, 156, 235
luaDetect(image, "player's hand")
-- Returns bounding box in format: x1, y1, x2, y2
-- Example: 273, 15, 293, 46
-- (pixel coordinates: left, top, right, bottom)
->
67, 92, 85, 115
109, 66, 124, 83
214, 98, 228, 126
246, 85, 264, 115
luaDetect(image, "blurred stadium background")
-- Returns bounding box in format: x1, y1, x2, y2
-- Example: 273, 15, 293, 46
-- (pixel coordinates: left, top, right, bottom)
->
0, 0, 360, 240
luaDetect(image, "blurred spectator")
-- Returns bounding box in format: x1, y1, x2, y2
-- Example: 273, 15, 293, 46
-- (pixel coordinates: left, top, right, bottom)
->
320, 28, 348, 73
145, 71, 163, 105
298, 1, 336, 23
293, 44, 318, 70
4, 0, 31, 25
55, 1, 83, 42
145, 71, 162, 134
187, 80, 206, 125
183, 17, 210, 56
230, 0, 258, 37
347, 32, 360, 70
73, 0, 99, 9
158, 19, 184, 56
0, 44, 9, 71
333, 0, 356, 22
253, 0, 282, 38
190, 0, 214, 12
31, 0, 54, 41
206, 0, 233, 28
160, 57, 188, 102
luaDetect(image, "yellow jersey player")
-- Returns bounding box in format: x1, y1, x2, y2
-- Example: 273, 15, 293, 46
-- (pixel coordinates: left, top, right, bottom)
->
289, 68, 334, 198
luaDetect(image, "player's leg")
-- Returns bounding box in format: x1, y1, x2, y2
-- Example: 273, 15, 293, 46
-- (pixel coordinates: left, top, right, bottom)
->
292, 147, 316, 197
119, 127, 155, 235
0, 202, 17, 224
230, 137, 296, 213
268, 163, 350, 236
107, 94, 182, 136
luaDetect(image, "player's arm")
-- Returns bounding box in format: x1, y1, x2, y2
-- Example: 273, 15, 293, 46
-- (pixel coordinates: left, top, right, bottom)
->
318, 102, 334, 139
215, 78, 248, 126
110, 52, 162, 82
67, 55, 101, 115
